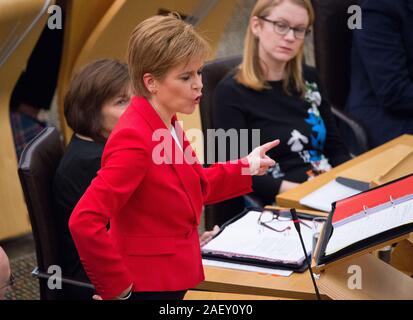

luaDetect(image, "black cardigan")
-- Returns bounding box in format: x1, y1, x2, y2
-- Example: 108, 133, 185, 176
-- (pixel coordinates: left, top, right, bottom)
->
213, 66, 350, 205
346, 0, 413, 147
52, 134, 104, 299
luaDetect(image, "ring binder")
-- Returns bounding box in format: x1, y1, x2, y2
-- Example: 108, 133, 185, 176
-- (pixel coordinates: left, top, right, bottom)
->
390, 195, 395, 207
201, 207, 313, 273
314, 173, 413, 267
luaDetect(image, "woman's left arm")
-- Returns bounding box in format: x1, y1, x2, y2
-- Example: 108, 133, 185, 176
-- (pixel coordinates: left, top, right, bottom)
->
306, 67, 352, 166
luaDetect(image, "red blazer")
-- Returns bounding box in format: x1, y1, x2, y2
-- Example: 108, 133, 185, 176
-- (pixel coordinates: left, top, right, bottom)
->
69, 96, 252, 299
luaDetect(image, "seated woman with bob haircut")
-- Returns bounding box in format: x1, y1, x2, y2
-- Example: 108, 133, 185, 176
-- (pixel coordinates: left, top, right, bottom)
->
53, 59, 132, 299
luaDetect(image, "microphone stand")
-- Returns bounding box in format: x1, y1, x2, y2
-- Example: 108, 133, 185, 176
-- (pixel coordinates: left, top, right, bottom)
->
290, 208, 321, 300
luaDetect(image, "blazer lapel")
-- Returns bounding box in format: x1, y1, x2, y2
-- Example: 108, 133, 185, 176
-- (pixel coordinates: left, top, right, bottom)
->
172, 117, 210, 200
133, 97, 206, 221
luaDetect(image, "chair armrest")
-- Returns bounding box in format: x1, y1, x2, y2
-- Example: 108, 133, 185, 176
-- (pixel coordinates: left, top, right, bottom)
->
31, 266, 95, 290
331, 106, 370, 156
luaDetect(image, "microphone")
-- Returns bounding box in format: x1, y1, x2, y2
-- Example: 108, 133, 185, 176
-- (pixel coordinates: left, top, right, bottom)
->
290, 208, 321, 300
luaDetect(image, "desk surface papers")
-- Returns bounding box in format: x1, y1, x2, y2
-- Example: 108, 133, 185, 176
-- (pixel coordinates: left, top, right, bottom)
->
202, 210, 313, 266
299, 179, 361, 212
202, 259, 293, 277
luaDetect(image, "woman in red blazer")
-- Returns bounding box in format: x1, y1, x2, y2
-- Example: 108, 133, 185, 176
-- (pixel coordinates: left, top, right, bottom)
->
69, 14, 279, 300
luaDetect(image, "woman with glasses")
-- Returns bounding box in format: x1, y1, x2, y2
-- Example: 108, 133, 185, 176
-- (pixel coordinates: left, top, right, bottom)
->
213, 0, 350, 215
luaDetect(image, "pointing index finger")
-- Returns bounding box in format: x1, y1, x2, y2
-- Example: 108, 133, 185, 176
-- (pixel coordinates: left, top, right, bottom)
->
260, 139, 280, 155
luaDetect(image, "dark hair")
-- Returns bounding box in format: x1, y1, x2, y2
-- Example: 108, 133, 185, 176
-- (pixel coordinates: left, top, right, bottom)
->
64, 59, 129, 142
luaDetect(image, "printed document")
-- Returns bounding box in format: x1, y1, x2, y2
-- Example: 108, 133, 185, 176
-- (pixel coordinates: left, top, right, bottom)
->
202, 211, 313, 265
299, 179, 361, 212
325, 196, 413, 255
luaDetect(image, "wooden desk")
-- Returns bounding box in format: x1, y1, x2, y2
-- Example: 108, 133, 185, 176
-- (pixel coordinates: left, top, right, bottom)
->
199, 136, 413, 300
317, 254, 413, 300
197, 266, 327, 300
277, 134, 413, 209
390, 240, 413, 277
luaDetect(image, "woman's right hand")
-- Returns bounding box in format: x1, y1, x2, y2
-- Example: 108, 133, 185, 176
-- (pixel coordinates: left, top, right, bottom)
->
93, 283, 133, 300
246, 139, 280, 176
200, 225, 220, 247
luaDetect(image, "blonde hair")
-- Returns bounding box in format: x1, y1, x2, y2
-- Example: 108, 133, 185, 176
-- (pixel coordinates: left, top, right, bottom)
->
236, 0, 314, 97
128, 14, 210, 97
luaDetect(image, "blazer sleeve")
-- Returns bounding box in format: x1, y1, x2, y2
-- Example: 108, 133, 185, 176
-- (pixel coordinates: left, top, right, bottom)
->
354, 0, 413, 115
202, 159, 252, 205
69, 128, 150, 300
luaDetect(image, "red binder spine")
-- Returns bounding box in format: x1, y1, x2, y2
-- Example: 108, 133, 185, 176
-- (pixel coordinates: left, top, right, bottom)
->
332, 175, 413, 223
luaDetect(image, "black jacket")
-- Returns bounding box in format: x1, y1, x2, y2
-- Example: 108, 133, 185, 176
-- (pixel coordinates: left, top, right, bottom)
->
347, 0, 413, 147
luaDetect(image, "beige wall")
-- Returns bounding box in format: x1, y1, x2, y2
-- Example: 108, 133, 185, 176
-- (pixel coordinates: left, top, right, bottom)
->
57, 0, 238, 161
0, 0, 53, 240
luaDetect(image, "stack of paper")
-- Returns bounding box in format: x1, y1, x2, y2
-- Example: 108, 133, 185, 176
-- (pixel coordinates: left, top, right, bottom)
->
202, 259, 293, 277
299, 179, 363, 212
202, 211, 313, 266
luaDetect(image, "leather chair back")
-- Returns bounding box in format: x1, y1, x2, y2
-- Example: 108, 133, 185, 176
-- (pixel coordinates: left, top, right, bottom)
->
18, 127, 64, 300
200, 55, 242, 161
312, 0, 359, 110
311, 0, 369, 154
199, 56, 250, 229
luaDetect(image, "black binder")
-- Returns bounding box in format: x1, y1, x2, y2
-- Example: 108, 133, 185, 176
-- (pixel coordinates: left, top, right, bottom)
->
202, 207, 313, 273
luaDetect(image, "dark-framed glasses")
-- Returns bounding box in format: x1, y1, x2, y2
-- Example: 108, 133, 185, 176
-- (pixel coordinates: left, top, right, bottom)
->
0, 273, 15, 290
257, 210, 311, 233
258, 210, 292, 233
258, 16, 311, 40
